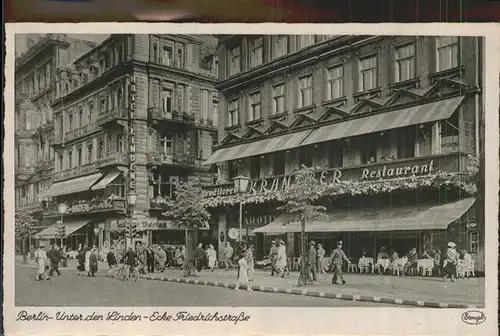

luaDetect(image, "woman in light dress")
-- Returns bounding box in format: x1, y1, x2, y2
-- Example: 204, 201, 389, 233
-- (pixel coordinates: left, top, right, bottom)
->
235, 252, 253, 292
207, 244, 217, 272
34, 245, 49, 281
276, 240, 288, 277
85, 247, 92, 276
317, 243, 327, 279
245, 245, 255, 281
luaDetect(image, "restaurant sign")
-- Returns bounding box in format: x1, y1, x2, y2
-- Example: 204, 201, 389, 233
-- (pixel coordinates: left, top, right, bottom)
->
360, 160, 435, 181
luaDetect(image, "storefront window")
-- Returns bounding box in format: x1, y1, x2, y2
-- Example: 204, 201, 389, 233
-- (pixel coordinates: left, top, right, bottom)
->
441, 112, 460, 153
469, 231, 479, 254
328, 145, 343, 168
273, 152, 286, 176
250, 157, 261, 179
360, 139, 377, 164
228, 161, 239, 180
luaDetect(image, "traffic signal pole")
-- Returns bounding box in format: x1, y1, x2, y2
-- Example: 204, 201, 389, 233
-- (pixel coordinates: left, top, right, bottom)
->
59, 213, 64, 248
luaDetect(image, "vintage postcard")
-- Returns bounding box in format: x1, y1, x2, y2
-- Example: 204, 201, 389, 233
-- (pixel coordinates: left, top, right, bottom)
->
3, 23, 499, 335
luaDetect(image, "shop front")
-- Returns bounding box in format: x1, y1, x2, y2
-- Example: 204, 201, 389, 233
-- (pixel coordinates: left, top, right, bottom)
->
33, 219, 97, 250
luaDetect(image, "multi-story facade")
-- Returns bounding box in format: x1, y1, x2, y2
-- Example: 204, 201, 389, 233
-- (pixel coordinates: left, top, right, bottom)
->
34, 34, 218, 249
15, 34, 101, 232
204, 35, 484, 272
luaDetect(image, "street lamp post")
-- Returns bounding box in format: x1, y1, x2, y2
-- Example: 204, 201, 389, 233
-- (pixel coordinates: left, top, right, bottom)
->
126, 192, 138, 250
57, 203, 67, 248
233, 176, 250, 243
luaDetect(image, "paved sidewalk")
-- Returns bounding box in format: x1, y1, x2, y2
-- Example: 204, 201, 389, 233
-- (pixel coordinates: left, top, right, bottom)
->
17, 257, 484, 308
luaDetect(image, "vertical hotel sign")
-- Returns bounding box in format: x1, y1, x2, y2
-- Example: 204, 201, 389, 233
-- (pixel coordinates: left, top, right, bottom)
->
128, 77, 137, 194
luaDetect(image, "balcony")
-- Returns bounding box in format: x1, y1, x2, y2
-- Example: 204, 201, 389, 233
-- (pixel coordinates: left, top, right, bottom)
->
148, 107, 196, 126
96, 152, 128, 168
63, 123, 99, 143
53, 163, 98, 182
17, 201, 43, 213
35, 159, 55, 172
147, 151, 199, 167
149, 197, 171, 211
42, 197, 127, 218
15, 166, 35, 180
97, 107, 128, 128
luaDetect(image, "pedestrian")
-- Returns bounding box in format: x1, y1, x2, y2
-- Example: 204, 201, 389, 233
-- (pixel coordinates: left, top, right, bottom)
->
223, 242, 234, 271
276, 240, 288, 277
235, 251, 253, 292
48, 245, 64, 277
269, 241, 279, 276
146, 247, 155, 273
402, 248, 418, 276
330, 241, 351, 285
157, 246, 167, 272
317, 243, 328, 278
34, 245, 49, 281
443, 242, 459, 286
107, 248, 117, 269
207, 244, 217, 272
77, 246, 86, 274
245, 245, 255, 281
89, 248, 99, 277
120, 246, 139, 279
307, 241, 318, 283
85, 247, 92, 276
194, 243, 205, 273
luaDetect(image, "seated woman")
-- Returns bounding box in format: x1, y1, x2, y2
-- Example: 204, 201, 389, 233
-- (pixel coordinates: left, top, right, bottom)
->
375, 247, 389, 273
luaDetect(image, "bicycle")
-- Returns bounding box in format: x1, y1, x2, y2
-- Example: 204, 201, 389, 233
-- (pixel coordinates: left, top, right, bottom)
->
117, 264, 139, 282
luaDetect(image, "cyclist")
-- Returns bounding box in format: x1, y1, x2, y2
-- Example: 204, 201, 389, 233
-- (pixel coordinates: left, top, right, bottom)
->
120, 247, 140, 279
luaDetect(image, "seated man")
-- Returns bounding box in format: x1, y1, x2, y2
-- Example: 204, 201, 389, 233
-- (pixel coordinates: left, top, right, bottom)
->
375, 247, 389, 273
402, 248, 418, 275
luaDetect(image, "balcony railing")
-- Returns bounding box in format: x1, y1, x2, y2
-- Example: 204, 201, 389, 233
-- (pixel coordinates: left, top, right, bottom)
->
15, 166, 36, 176
97, 107, 128, 126
148, 107, 196, 124
96, 152, 128, 168
64, 123, 99, 143
147, 151, 198, 166
53, 162, 98, 182
35, 159, 55, 171
43, 197, 127, 218
149, 197, 171, 211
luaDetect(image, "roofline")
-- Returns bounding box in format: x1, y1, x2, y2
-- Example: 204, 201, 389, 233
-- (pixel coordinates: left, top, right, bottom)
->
16, 36, 70, 71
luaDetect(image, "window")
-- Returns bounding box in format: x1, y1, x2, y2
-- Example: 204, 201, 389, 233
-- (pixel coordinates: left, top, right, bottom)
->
117, 134, 126, 153
87, 144, 93, 163
395, 44, 415, 82
88, 100, 94, 124
118, 42, 125, 62
360, 139, 378, 164
68, 113, 74, 132
100, 96, 107, 112
297, 35, 314, 49
273, 152, 286, 175
469, 231, 479, 254
326, 66, 343, 100
160, 134, 173, 155
200, 89, 210, 122
359, 55, 377, 91
161, 88, 173, 113
228, 46, 241, 76
249, 37, 263, 68
152, 42, 158, 63
250, 157, 261, 179
162, 45, 173, 66
117, 88, 123, 107
298, 147, 312, 167
396, 130, 415, 159
59, 154, 64, 171
436, 36, 459, 71
227, 99, 239, 127
228, 161, 239, 180
248, 92, 261, 121
273, 35, 288, 59
45, 62, 52, 86
176, 46, 185, 68
79, 107, 85, 127
298, 75, 313, 108
98, 140, 105, 158
68, 150, 73, 169
272, 84, 285, 115
77, 148, 82, 166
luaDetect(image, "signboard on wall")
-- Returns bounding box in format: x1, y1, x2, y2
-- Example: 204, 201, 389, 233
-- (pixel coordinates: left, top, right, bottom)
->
128, 76, 137, 195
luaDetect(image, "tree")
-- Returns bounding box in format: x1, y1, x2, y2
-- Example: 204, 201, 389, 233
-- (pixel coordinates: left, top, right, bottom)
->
163, 180, 211, 276
278, 165, 327, 286
15, 210, 38, 262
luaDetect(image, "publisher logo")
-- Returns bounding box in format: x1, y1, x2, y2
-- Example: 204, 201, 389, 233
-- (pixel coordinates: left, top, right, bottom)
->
461, 311, 486, 325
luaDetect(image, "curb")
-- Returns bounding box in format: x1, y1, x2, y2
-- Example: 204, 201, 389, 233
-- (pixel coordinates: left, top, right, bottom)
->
97, 272, 478, 309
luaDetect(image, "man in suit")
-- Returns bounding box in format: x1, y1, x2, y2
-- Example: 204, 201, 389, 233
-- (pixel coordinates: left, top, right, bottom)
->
330, 241, 351, 285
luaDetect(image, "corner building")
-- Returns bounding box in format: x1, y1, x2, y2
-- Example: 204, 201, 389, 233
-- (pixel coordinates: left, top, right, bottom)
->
36, 34, 219, 249
204, 35, 484, 272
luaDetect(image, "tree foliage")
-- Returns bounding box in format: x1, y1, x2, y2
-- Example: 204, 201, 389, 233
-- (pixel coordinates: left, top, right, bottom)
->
162, 180, 211, 229
15, 210, 38, 240
278, 165, 327, 222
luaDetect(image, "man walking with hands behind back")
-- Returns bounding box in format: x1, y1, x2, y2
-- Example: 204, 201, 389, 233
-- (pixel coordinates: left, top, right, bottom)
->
330, 241, 351, 285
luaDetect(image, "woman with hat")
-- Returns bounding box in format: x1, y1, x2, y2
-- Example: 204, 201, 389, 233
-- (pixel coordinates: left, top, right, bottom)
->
235, 249, 253, 292
444, 242, 459, 285
276, 240, 288, 277
34, 244, 49, 281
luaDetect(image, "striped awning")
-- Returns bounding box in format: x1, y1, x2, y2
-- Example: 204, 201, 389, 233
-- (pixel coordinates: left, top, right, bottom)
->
301, 96, 464, 146
204, 129, 313, 165
34, 219, 91, 239
43, 173, 103, 198
91, 170, 122, 191
254, 198, 475, 234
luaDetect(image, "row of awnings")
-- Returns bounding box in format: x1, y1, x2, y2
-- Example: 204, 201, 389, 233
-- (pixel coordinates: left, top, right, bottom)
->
205, 96, 464, 165
253, 198, 475, 234
43, 170, 122, 198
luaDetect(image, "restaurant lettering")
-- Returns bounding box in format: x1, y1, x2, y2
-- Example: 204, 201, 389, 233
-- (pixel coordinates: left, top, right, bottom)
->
128, 77, 137, 193
361, 160, 435, 180
108, 219, 178, 231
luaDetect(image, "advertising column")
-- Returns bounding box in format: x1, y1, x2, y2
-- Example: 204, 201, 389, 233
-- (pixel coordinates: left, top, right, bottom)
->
127, 76, 137, 249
